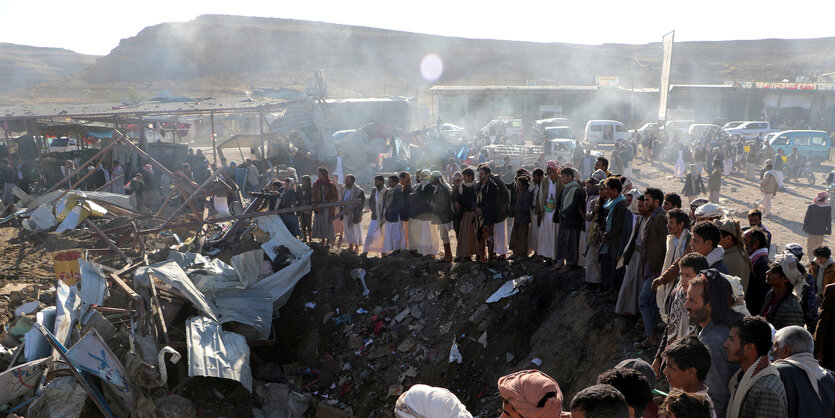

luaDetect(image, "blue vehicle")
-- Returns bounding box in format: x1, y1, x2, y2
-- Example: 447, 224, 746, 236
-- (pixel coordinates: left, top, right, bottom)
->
768, 130, 831, 166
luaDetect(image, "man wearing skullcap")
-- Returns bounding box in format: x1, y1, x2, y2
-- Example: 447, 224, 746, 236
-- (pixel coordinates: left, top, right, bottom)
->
430, 171, 454, 262
536, 161, 563, 263
410, 169, 439, 256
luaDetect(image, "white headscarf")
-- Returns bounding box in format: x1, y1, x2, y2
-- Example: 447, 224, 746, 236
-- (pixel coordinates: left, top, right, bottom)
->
627, 189, 643, 215
776, 252, 806, 297
395, 384, 472, 418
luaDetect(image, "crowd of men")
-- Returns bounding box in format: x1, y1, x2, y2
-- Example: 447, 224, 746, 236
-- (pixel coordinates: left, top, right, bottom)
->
4, 128, 835, 416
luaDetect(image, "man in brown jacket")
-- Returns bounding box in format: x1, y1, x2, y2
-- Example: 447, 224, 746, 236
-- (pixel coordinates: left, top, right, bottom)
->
638, 187, 669, 347
816, 283, 835, 370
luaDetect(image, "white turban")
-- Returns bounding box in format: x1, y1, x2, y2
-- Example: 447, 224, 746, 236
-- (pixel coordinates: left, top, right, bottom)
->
395, 384, 472, 418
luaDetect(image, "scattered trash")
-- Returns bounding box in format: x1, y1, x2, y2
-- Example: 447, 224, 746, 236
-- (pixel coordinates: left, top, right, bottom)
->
355, 308, 368, 314
305, 302, 317, 309
478, 331, 487, 348
506, 352, 515, 363
448, 339, 462, 364
350, 268, 371, 296
14, 301, 39, 316
531, 358, 543, 366
485, 276, 533, 303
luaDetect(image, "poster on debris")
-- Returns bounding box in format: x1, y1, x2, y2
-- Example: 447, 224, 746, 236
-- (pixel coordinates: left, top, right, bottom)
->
0, 358, 49, 406
54, 249, 83, 286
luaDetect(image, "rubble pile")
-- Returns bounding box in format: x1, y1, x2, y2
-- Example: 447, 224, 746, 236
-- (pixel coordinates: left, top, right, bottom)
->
268, 247, 643, 415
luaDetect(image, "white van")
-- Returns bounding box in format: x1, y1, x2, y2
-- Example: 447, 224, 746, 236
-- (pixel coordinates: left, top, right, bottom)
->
585, 120, 629, 147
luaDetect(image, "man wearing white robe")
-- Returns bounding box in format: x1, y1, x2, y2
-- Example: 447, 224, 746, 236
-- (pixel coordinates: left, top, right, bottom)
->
537, 162, 562, 262
363, 176, 387, 254
340, 174, 365, 253
382, 176, 407, 254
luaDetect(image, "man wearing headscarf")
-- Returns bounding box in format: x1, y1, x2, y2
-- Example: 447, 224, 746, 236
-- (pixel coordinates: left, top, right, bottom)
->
555, 167, 586, 272
584, 175, 604, 286
311, 167, 339, 245
716, 218, 751, 292
410, 169, 439, 256
475, 164, 502, 262
682, 164, 706, 209
339, 174, 365, 254
498, 370, 571, 417
528, 168, 544, 256
431, 171, 454, 262
803, 191, 832, 253
773, 325, 835, 418
142, 163, 162, 210
394, 384, 471, 418
760, 252, 806, 330
537, 161, 563, 263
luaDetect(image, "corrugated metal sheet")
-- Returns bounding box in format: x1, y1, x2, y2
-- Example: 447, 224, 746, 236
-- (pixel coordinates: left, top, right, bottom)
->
186, 316, 252, 391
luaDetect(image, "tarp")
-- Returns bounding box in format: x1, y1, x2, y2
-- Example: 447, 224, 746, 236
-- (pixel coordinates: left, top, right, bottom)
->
254, 215, 313, 309
166, 252, 241, 295
135, 261, 219, 322
186, 316, 252, 391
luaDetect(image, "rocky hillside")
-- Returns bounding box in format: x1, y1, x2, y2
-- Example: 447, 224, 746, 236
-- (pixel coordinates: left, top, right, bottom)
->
4, 15, 835, 104
0, 43, 98, 96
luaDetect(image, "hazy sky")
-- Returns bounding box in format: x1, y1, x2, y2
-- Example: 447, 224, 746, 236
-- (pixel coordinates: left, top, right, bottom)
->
2, 0, 835, 56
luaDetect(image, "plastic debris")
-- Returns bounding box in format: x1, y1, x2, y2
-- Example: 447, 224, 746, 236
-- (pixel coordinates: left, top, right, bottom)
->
485, 276, 533, 303
531, 358, 543, 366
350, 268, 371, 296
448, 339, 462, 364
304, 302, 316, 309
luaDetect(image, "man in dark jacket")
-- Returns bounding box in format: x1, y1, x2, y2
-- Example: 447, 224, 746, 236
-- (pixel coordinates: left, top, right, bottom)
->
600, 177, 628, 294
803, 191, 832, 254
773, 325, 835, 418
0, 158, 16, 206
382, 175, 408, 254
475, 164, 501, 262
637, 187, 669, 347
816, 283, 835, 369
555, 167, 586, 272
744, 228, 770, 315
363, 175, 387, 255
431, 171, 454, 262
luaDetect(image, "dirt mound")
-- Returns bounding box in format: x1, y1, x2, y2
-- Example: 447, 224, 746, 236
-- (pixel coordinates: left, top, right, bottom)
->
267, 245, 651, 414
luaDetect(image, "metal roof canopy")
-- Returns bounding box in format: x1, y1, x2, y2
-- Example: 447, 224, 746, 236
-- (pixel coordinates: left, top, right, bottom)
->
0, 96, 299, 121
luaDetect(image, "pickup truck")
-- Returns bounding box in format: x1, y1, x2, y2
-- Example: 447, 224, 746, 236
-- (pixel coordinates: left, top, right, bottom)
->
723, 121, 774, 139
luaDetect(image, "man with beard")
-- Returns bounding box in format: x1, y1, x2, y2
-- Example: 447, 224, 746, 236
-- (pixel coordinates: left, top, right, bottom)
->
555, 167, 586, 272
382, 175, 408, 254
684, 272, 741, 418
363, 175, 387, 255
724, 316, 788, 417
475, 164, 501, 263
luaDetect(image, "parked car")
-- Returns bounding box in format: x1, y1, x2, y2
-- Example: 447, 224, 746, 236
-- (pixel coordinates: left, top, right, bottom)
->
438, 123, 469, 142
768, 130, 831, 166
664, 120, 695, 136
630, 122, 660, 136
47, 137, 80, 153
584, 120, 629, 147
543, 126, 576, 141
533, 118, 571, 143
688, 124, 721, 137
721, 121, 746, 130
724, 121, 773, 139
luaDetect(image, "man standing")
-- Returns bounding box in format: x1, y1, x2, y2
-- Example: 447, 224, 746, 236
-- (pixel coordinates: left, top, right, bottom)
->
636, 188, 669, 348
655, 208, 692, 324
528, 168, 543, 256
746, 209, 772, 249
717, 219, 751, 292
453, 168, 479, 261
0, 158, 16, 206
430, 171, 454, 262
475, 164, 501, 262
692, 221, 730, 273
580, 149, 595, 179
600, 177, 627, 295
708, 159, 722, 204
333, 150, 344, 185
684, 274, 740, 418
595, 156, 612, 177
774, 149, 786, 188
311, 167, 339, 246
363, 175, 387, 255
141, 163, 161, 211
410, 170, 438, 257
759, 162, 779, 218
745, 141, 760, 181
339, 175, 365, 254
724, 316, 788, 418
110, 160, 125, 193
743, 228, 770, 316
537, 162, 563, 264
803, 191, 832, 253
773, 325, 835, 418
382, 175, 408, 254
555, 167, 586, 272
